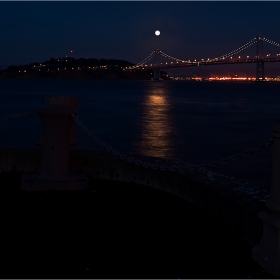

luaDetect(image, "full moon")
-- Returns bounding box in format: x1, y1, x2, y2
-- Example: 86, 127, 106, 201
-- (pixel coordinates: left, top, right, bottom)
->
155, 30, 160, 36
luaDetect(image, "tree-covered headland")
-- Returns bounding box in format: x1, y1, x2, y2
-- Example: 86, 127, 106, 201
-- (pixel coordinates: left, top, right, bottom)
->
0, 57, 170, 80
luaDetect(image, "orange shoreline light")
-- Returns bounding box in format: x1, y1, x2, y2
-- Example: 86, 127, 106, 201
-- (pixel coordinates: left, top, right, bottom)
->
169, 76, 280, 81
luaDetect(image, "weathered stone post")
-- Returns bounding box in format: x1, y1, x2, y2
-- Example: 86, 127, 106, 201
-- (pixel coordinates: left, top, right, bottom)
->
34, 96, 78, 149
38, 105, 74, 181
21, 104, 87, 191
252, 125, 280, 276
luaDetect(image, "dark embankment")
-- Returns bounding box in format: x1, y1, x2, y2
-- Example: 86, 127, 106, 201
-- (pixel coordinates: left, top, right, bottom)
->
0, 171, 275, 279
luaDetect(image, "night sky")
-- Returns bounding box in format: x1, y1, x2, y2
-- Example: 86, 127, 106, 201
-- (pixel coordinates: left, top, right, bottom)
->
1, 1, 280, 70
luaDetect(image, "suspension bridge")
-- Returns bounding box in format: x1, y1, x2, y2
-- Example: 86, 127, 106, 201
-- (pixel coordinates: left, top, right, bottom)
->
125, 35, 280, 81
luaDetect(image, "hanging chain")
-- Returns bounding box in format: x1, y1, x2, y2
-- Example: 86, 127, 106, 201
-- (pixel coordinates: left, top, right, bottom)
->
0, 108, 272, 173
0, 111, 37, 121
71, 114, 184, 172
195, 139, 273, 169
71, 113, 273, 172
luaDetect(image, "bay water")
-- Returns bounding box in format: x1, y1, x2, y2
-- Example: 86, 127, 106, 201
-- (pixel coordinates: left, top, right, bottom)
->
0, 79, 279, 191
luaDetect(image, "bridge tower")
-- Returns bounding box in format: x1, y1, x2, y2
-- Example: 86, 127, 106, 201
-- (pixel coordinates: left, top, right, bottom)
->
256, 35, 265, 81
153, 49, 161, 80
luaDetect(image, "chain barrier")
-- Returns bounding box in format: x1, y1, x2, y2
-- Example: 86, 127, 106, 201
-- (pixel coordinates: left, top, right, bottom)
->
0, 108, 273, 174
70, 114, 183, 172
71, 113, 273, 173
195, 139, 273, 169
0, 111, 37, 121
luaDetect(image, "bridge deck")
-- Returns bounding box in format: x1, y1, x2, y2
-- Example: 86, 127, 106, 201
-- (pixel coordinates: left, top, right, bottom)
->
128, 57, 280, 70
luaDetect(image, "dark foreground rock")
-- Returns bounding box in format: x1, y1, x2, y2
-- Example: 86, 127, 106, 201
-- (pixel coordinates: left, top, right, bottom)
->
0, 173, 276, 278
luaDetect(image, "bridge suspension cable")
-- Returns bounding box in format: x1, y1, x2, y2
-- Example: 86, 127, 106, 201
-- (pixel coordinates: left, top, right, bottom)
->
156, 38, 260, 63
127, 36, 280, 70
262, 37, 280, 48
128, 51, 156, 69
158, 50, 187, 63
209, 37, 257, 61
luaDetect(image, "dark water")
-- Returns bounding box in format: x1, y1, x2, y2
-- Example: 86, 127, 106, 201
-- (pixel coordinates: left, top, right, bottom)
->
0, 79, 280, 190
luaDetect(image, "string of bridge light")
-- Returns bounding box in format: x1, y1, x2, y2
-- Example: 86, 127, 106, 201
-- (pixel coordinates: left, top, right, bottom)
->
207, 37, 280, 61
158, 51, 186, 63
154, 38, 258, 63
263, 37, 280, 48
127, 51, 156, 69
211, 38, 258, 61
129, 54, 154, 68
128, 36, 280, 69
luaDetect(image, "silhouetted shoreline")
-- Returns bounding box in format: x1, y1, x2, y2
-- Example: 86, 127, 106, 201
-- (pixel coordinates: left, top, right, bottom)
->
0, 56, 171, 80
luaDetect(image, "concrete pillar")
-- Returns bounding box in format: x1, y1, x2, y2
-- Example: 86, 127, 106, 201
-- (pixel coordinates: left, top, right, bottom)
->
37, 105, 75, 181
252, 125, 280, 276
21, 103, 88, 191
34, 96, 78, 148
